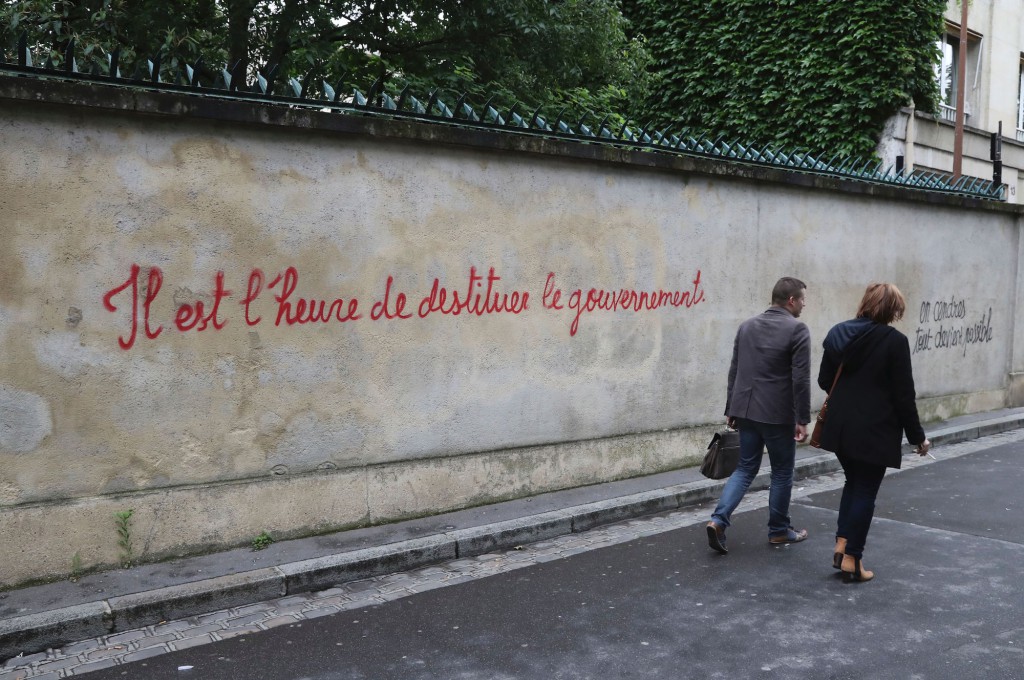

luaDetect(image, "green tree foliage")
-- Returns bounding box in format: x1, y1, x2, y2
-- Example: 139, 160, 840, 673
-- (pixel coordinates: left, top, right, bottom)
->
627, 0, 946, 159
0, 0, 653, 121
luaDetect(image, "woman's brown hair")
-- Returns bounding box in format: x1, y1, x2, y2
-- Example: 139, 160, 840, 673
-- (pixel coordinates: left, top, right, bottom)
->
856, 283, 906, 324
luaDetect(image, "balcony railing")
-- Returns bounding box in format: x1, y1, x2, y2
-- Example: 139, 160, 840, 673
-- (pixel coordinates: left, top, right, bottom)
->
1017, 128, 1024, 143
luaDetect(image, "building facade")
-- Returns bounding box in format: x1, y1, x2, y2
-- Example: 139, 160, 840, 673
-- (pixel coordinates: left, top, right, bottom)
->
879, 0, 1024, 202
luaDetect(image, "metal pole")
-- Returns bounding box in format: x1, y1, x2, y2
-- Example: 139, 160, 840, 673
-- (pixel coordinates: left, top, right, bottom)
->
952, 0, 969, 179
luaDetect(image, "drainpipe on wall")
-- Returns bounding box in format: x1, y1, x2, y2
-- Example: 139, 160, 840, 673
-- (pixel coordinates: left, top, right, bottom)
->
952, 0, 969, 179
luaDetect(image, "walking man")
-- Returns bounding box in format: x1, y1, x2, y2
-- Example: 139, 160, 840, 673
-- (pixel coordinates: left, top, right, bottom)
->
706, 277, 811, 554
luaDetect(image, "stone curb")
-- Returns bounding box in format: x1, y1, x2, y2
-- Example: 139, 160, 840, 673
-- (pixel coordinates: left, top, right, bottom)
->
3, 414, 1023, 661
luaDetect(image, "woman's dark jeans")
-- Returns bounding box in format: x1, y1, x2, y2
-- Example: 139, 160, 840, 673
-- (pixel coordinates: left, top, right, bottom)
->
836, 454, 887, 558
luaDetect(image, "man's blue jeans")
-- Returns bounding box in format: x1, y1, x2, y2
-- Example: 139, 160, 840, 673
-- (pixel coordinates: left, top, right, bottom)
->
710, 418, 796, 537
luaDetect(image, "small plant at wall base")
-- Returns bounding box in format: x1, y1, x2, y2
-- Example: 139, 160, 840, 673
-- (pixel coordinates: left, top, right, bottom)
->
114, 509, 134, 568
251, 531, 274, 551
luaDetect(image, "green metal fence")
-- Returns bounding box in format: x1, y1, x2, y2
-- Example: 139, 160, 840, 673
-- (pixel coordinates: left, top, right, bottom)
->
0, 35, 1006, 201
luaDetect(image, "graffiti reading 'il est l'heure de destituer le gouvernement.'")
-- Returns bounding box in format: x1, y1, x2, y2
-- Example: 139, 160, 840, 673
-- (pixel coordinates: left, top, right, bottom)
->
101, 265, 707, 350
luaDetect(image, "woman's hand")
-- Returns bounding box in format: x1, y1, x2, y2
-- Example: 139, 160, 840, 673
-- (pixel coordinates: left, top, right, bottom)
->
915, 438, 932, 456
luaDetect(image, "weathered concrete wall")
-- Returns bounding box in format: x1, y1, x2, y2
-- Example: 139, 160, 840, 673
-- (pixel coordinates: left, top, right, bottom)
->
1, 78, 1021, 588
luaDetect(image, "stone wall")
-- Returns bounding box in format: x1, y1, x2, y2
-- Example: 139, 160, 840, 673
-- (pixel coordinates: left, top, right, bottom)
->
1, 76, 1021, 587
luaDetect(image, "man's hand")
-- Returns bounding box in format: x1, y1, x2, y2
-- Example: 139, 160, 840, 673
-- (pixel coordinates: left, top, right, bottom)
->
794, 424, 808, 442
727, 417, 736, 429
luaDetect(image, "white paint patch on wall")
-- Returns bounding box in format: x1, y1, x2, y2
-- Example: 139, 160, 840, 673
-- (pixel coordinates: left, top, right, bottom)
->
0, 385, 52, 453
34, 331, 115, 378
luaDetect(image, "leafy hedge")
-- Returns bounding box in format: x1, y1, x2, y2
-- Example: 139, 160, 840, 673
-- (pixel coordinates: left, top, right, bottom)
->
629, 0, 946, 159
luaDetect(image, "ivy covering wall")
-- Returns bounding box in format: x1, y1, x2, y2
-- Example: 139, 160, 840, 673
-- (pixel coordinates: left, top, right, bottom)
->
629, 0, 947, 159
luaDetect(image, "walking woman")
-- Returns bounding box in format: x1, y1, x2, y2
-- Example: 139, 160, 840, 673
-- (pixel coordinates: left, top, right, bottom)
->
817, 283, 931, 582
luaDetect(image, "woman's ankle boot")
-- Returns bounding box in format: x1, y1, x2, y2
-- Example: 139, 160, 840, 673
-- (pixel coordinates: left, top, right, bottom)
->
833, 538, 847, 569
841, 554, 874, 582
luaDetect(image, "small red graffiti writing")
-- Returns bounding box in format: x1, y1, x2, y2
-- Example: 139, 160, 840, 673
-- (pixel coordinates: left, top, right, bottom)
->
101, 265, 708, 348
549, 269, 706, 336
175, 271, 231, 332
371, 276, 413, 321
102, 264, 164, 350
260, 267, 362, 326
418, 266, 529, 318
542, 273, 564, 310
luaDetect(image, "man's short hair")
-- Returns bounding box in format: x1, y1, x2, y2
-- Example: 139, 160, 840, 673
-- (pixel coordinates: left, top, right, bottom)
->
771, 277, 806, 305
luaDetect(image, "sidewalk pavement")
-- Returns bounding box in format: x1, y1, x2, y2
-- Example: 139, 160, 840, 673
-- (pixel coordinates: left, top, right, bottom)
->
3, 407, 1024, 661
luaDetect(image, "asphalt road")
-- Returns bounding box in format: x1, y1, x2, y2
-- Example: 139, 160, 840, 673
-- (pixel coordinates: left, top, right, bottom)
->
87, 440, 1024, 680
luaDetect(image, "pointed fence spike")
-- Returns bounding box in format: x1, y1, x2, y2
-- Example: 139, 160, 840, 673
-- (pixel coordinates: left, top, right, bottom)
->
366, 78, 383, 106
452, 92, 468, 117
299, 69, 317, 98
333, 76, 346, 102
577, 111, 596, 137
18, 32, 30, 67
263, 64, 279, 94
63, 39, 76, 72
529, 106, 543, 129
552, 107, 566, 132
352, 88, 367, 106
108, 48, 119, 79
227, 60, 242, 91
398, 85, 412, 111
289, 76, 302, 98
149, 52, 161, 83
426, 90, 440, 116
322, 80, 335, 102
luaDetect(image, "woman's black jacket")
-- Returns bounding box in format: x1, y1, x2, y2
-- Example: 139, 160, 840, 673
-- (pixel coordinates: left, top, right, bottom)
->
817, 321, 926, 468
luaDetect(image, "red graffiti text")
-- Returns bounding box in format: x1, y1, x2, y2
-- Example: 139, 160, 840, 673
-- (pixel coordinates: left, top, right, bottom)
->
418, 267, 529, 318
548, 269, 706, 336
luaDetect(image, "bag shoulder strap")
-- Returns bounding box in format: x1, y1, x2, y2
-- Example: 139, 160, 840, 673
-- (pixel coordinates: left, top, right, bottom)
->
825, 363, 844, 396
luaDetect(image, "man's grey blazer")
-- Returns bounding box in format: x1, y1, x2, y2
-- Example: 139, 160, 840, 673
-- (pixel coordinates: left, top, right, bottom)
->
725, 307, 811, 425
